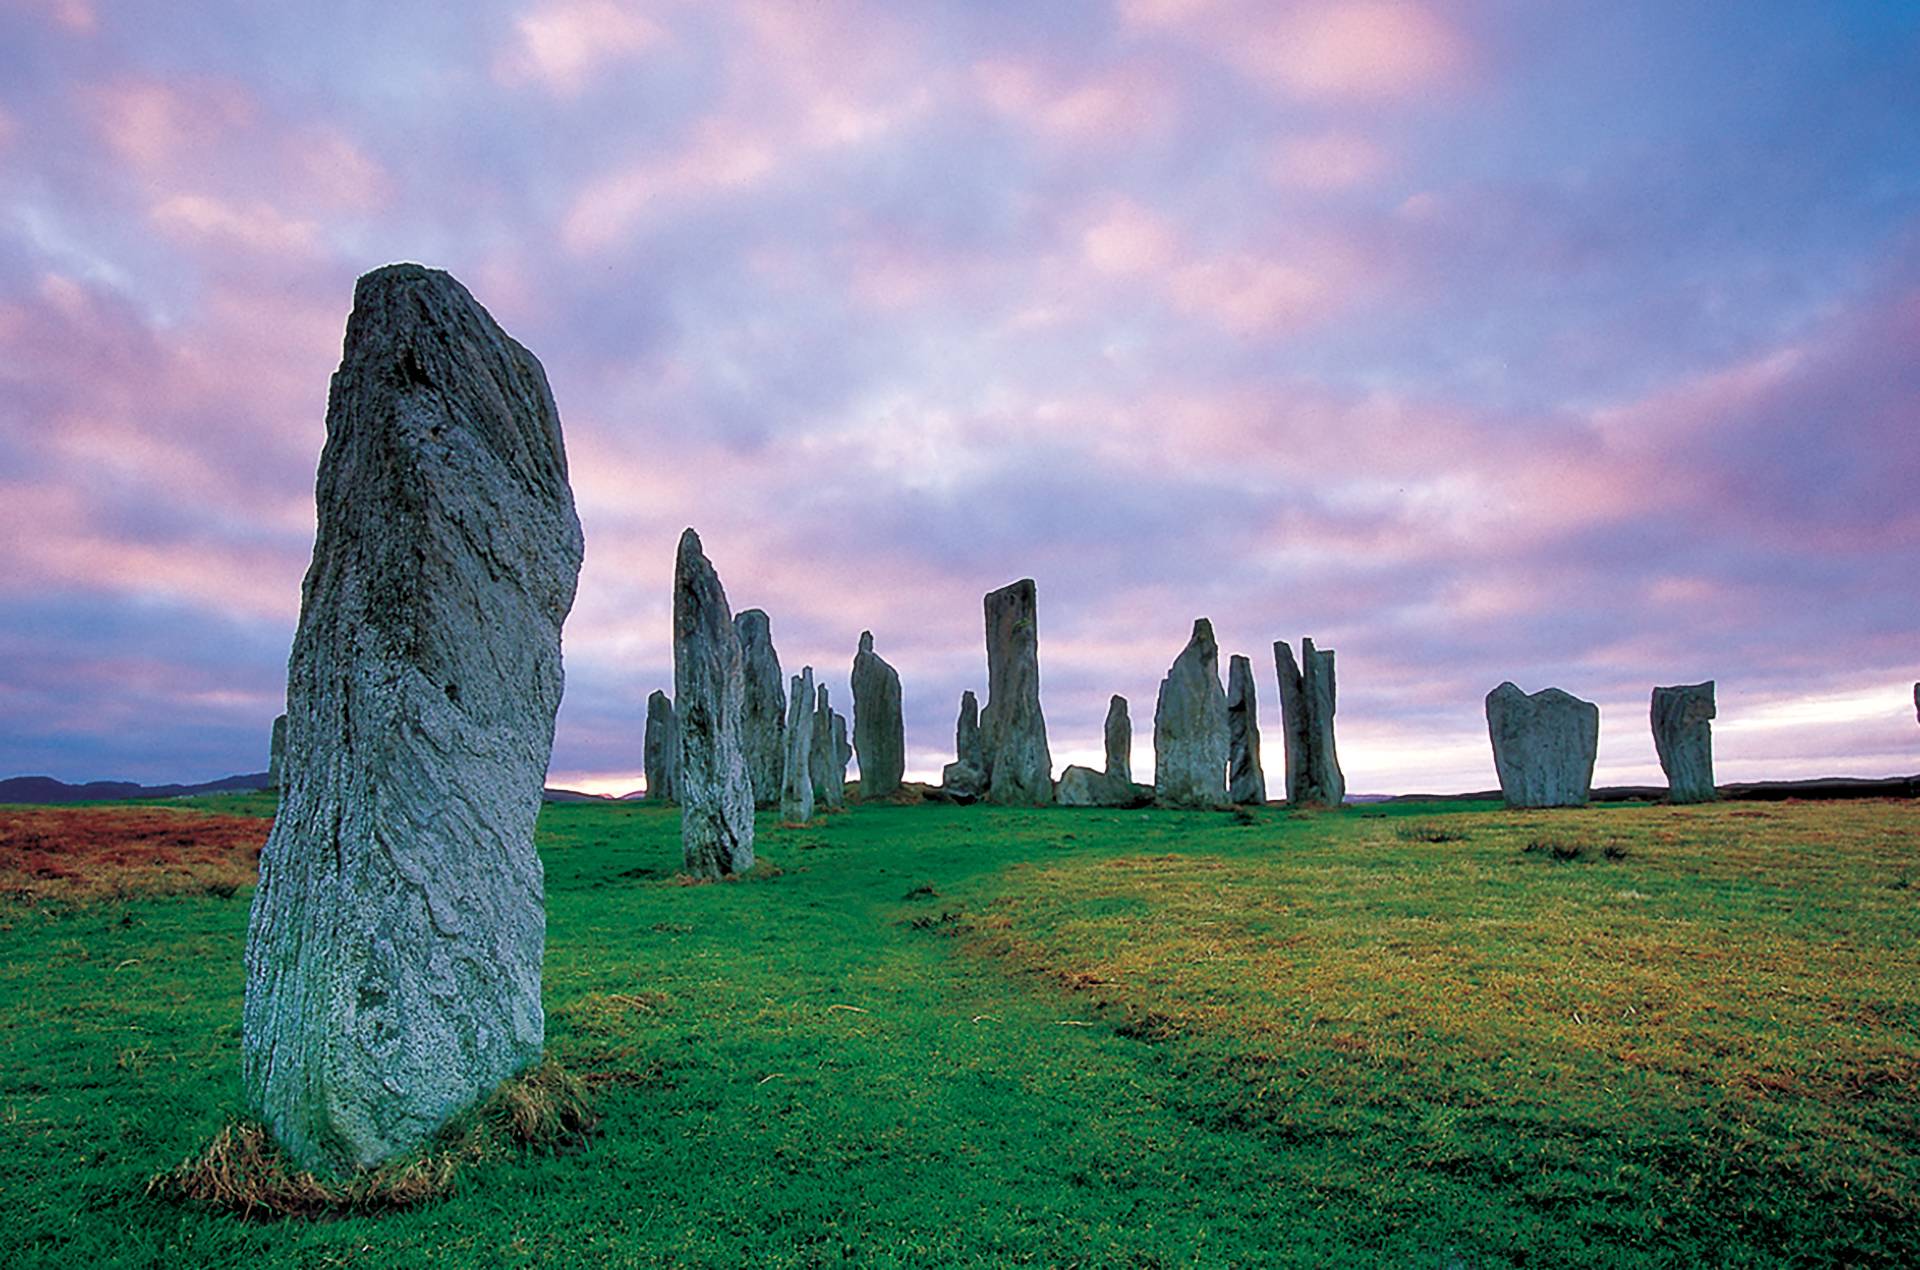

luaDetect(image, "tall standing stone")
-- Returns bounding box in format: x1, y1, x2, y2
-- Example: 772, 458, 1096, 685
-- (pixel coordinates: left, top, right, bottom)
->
850, 631, 905, 798
780, 667, 815, 823
810, 684, 846, 810
674, 529, 755, 878
643, 691, 677, 803
1104, 694, 1132, 787
981, 579, 1052, 804
1226, 655, 1266, 805
733, 610, 784, 809
941, 690, 986, 799
267, 713, 286, 790
1651, 681, 1716, 804
1154, 619, 1229, 809
1274, 638, 1345, 807
1486, 682, 1599, 809
242, 264, 584, 1175
832, 709, 852, 791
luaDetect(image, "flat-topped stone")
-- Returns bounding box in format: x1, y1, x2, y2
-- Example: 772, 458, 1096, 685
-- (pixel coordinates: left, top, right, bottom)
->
1651, 681, 1716, 804
1486, 681, 1599, 809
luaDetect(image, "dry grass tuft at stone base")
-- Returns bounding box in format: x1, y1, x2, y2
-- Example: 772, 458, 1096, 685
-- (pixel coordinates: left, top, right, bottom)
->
149, 1060, 596, 1220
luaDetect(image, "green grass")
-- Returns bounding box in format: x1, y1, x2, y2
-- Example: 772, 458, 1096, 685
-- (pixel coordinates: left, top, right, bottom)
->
2, 796, 1916, 1267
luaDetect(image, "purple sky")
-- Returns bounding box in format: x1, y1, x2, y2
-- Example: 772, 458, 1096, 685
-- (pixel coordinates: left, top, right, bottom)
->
2, 1, 1916, 795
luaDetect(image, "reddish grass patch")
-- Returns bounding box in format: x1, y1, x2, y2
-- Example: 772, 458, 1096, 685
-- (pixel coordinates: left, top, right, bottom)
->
0, 806, 267, 903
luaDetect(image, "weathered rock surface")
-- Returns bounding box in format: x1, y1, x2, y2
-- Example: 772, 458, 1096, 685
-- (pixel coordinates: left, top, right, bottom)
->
674, 529, 755, 878
733, 609, 784, 809
1651, 681, 1716, 804
1486, 682, 1599, 809
1226, 655, 1266, 805
643, 691, 677, 802
267, 714, 286, 790
810, 685, 847, 810
1104, 694, 1132, 786
942, 690, 986, 800
850, 631, 905, 798
1274, 638, 1345, 807
1154, 619, 1229, 809
1055, 765, 1119, 806
955, 689, 984, 771
243, 263, 584, 1175
780, 667, 815, 823
981, 579, 1052, 804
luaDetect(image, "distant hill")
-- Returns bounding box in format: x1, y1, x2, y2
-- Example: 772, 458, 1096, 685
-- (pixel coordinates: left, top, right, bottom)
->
1384, 775, 1919, 804
0, 772, 272, 804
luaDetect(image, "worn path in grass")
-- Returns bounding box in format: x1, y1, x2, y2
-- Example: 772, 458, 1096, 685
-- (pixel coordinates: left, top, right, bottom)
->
1, 796, 1915, 1267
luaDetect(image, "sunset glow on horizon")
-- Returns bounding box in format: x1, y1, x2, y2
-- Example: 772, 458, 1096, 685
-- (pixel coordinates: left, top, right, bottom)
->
1, 1, 1916, 795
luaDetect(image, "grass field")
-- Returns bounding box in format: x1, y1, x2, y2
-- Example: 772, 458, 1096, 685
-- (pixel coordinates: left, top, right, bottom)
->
2, 795, 1916, 1267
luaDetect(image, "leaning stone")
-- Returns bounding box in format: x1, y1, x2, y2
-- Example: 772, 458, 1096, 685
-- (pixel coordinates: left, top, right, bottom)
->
1274, 638, 1345, 807
1104, 694, 1132, 786
674, 529, 755, 878
981, 579, 1053, 804
267, 714, 286, 790
780, 667, 816, 823
1486, 682, 1599, 809
1226, 655, 1266, 805
242, 263, 583, 1175
643, 690, 677, 802
1154, 619, 1229, 809
850, 631, 905, 798
1651, 681, 1716, 804
733, 609, 784, 809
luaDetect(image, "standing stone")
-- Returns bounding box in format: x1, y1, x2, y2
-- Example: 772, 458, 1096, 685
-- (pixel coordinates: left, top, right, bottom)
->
733, 610, 784, 809
242, 263, 584, 1175
1104, 694, 1132, 787
643, 691, 677, 803
1274, 638, 1345, 807
1059, 694, 1139, 807
1486, 682, 1600, 809
981, 579, 1052, 804
1913, 682, 1918, 725
780, 667, 815, 823
850, 631, 905, 799
1651, 681, 1716, 804
810, 685, 846, 810
1226, 655, 1267, 805
674, 529, 755, 878
1153, 619, 1229, 809
832, 709, 852, 790
941, 690, 986, 800
267, 713, 286, 790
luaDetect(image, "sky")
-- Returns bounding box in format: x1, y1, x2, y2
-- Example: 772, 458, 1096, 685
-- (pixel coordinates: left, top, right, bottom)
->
1, 0, 1916, 796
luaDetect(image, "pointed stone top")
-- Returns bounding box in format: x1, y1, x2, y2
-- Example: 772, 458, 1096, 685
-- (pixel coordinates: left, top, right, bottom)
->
859, 630, 874, 654
678, 527, 703, 556
648, 688, 671, 707
1190, 617, 1215, 645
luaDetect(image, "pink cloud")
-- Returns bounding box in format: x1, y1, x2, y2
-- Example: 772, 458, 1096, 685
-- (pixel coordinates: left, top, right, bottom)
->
562, 118, 777, 253
975, 58, 1176, 144
1080, 197, 1181, 275
1121, 0, 1467, 102
82, 75, 255, 170
1269, 130, 1390, 191
494, 0, 668, 98
149, 193, 321, 256
7, 0, 94, 34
